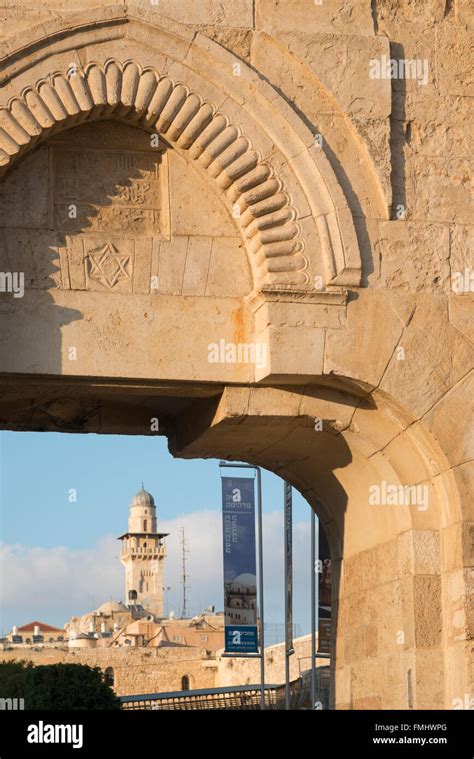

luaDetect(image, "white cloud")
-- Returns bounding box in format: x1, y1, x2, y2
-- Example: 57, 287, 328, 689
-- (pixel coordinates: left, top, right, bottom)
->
0, 511, 314, 640
0, 536, 122, 631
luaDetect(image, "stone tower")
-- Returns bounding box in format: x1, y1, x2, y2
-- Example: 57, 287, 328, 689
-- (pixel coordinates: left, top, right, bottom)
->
118, 487, 168, 618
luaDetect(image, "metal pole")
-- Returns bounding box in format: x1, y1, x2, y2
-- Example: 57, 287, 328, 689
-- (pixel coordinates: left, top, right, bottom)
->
256, 466, 265, 710
311, 508, 317, 710
284, 481, 293, 710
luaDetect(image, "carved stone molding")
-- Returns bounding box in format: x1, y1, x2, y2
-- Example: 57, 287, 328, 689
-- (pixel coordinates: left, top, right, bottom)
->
0, 12, 364, 291
0, 59, 308, 288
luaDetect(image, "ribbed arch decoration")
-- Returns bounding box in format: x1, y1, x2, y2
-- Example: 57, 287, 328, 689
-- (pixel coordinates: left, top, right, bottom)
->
0, 59, 308, 287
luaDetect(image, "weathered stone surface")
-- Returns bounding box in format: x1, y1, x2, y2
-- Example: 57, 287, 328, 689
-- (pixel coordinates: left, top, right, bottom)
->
378, 221, 450, 292
376, 0, 446, 27
412, 575, 443, 647
0, 645, 218, 697
256, 0, 375, 37
408, 156, 472, 224
324, 290, 413, 389
406, 96, 473, 158
157, 236, 188, 295
436, 25, 474, 97
451, 463, 474, 523
411, 530, 440, 575
449, 224, 473, 275
277, 32, 391, 121
423, 371, 474, 468
380, 297, 474, 419
128, 0, 255, 28
0, 0, 472, 714
205, 237, 251, 296
415, 649, 445, 708
448, 296, 474, 343
456, 0, 474, 28
182, 236, 212, 295
257, 324, 325, 379
0, 148, 49, 228
169, 151, 236, 237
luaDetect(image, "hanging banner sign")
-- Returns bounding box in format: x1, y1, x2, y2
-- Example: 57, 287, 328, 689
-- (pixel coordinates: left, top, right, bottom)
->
318, 526, 332, 655
221, 476, 259, 654
284, 481, 293, 653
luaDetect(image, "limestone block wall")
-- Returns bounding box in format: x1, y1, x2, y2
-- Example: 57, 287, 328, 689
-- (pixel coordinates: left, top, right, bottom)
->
0, 646, 218, 697
0, 1, 470, 385
0, 636, 317, 700
216, 634, 320, 688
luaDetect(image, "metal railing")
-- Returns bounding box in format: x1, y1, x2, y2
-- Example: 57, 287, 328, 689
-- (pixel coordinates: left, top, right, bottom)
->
121, 684, 280, 710
120, 678, 323, 710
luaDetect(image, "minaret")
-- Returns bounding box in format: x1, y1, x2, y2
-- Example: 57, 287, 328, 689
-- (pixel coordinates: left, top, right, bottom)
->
118, 486, 168, 618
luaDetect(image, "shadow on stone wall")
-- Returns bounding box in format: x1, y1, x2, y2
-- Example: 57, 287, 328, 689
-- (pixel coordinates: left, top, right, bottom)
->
0, 119, 168, 430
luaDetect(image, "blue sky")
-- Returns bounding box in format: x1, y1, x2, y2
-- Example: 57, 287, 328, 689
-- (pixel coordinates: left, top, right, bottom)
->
0, 431, 318, 640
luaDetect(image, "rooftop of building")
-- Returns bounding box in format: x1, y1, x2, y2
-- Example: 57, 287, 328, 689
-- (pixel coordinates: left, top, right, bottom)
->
16, 620, 64, 633
95, 601, 129, 615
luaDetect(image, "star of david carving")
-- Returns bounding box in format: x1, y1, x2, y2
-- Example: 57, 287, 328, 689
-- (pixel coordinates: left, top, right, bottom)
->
86, 242, 131, 290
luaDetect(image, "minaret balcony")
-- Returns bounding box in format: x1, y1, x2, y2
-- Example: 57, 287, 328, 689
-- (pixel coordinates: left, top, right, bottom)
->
121, 546, 166, 558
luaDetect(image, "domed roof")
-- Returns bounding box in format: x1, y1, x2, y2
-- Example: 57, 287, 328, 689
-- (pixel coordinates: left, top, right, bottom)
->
131, 486, 155, 508
233, 573, 257, 587
96, 601, 128, 615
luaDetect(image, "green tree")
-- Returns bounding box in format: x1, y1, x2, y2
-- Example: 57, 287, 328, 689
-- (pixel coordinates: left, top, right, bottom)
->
0, 659, 32, 698
0, 661, 121, 710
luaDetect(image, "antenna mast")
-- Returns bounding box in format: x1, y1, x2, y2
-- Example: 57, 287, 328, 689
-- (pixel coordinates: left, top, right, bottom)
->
180, 527, 190, 618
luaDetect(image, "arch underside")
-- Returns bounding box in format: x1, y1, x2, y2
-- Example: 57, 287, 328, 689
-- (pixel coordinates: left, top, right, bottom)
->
167, 382, 466, 710
0, 371, 466, 710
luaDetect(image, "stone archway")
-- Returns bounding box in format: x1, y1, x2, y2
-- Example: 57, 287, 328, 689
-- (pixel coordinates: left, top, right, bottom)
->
170, 383, 466, 709
0, 6, 472, 711
0, 372, 467, 709
0, 8, 362, 288
1, 58, 309, 288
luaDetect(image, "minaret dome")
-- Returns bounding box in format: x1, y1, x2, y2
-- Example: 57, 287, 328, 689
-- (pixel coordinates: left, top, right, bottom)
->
128, 486, 157, 534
